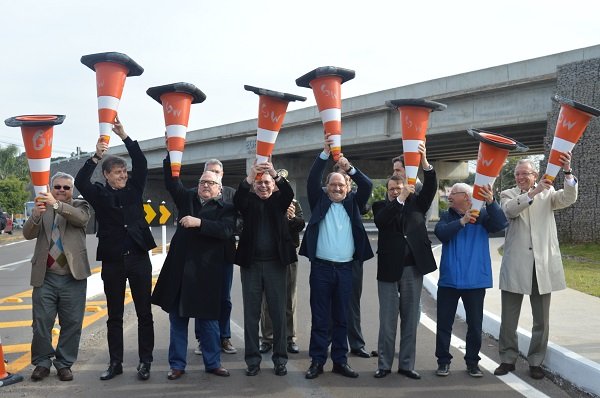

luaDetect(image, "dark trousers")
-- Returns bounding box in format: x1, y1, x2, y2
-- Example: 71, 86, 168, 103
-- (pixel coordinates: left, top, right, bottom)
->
435, 286, 485, 367
347, 259, 366, 351
31, 273, 87, 370
240, 260, 288, 368
309, 259, 353, 365
101, 253, 154, 364
195, 263, 233, 342
170, 313, 220, 371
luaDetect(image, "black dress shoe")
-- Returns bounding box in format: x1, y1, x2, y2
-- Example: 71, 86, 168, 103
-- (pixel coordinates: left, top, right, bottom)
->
350, 347, 371, 358
274, 364, 287, 376
259, 342, 272, 354
493, 362, 515, 376
287, 341, 299, 354
246, 365, 261, 376
398, 368, 421, 379
137, 362, 151, 380
305, 362, 324, 379
167, 369, 185, 380
374, 369, 391, 378
100, 363, 123, 380
31, 365, 50, 381
332, 363, 359, 378
208, 366, 230, 377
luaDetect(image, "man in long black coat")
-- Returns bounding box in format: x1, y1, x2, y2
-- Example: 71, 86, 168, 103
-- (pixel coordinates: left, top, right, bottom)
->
151, 155, 235, 379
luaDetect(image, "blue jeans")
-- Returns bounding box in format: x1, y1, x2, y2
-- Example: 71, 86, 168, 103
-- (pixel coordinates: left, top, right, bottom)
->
195, 263, 233, 341
169, 312, 220, 371
435, 287, 485, 366
308, 259, 353, 365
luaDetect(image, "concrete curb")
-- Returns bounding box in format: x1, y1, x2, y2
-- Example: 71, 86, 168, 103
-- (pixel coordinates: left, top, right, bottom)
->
422, 272, 600, 397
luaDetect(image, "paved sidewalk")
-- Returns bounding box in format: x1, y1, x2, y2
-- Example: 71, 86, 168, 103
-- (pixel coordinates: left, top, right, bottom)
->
424, 236, 600, 397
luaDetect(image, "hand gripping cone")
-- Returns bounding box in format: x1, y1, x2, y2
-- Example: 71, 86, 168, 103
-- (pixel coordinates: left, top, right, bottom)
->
467, 128, 528, 217
542, 94, 600, 182
244, 85, 306, 170
81, 52, 144, 145
296, 66, 355, 161
386, 99, 447, 186
147, 82, 206, 178
0, 335, 24, 387
4, 115, 66, 200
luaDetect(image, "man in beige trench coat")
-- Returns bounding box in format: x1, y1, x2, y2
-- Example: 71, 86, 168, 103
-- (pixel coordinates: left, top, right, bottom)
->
494, 155, 577, 380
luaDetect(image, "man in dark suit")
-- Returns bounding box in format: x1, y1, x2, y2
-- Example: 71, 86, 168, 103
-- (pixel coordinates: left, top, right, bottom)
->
23, 172, 91, 382
371, 143, 437, 379
75, 116, 156, 381
300, 139, 373, 380
234, 161, 295, 377
152, 156, 235, 379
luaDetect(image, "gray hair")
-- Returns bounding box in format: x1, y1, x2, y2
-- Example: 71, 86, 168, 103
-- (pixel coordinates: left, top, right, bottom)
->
515, 159, 538, 173
452, 182, 473, 198
204, 159, 224, 172
51, 172, 74, 186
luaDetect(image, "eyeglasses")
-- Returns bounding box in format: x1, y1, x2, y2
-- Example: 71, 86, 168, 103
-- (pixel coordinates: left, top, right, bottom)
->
198, 180, 219, 187
53, 185, 72, 191
255, 181, 272, 186
514, 172, 535, 178
449, 191, 467, 196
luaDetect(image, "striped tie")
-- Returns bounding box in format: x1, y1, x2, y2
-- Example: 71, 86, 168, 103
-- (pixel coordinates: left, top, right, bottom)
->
47, 214, 67, 268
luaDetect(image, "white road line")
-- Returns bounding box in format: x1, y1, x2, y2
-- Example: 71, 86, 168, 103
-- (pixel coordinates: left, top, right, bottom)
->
419, 312, 550, 398
0, 239, 29, 248
0, 258, 31, 270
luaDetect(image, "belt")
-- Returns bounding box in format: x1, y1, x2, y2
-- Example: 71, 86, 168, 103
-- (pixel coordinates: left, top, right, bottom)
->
123, 250, 144, 257
315, 258, 353, 267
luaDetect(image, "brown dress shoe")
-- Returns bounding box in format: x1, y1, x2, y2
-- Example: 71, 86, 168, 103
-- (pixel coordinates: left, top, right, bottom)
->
57, 367, 73, 381
529, 366, 544, 380
167, 369, 185, 380
208, 367, 230, 377
31, 366, 50, 381
494, 362, 516, 375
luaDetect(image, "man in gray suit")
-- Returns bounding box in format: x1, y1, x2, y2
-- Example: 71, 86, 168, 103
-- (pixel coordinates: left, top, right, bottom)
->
495, 155, 578, 380
23, 172, 91, 382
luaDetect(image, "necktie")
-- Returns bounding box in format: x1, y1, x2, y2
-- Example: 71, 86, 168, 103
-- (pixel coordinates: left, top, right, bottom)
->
47, 214, 67, 268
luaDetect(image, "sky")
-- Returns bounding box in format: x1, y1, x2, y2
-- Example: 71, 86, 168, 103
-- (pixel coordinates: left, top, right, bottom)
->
2, 0, 600, 157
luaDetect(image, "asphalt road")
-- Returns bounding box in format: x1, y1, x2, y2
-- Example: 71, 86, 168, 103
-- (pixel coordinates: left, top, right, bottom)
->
0, 230, 587, 397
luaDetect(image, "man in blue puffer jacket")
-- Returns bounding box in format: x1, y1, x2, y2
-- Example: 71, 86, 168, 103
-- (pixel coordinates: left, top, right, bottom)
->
433, 182, 507, 378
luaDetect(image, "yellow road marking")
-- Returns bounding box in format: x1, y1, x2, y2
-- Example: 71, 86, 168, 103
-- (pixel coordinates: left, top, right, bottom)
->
0, 304, 32, 310
0, 320, 31, 328
4, 290, 134, 374
1, 297, 23, 303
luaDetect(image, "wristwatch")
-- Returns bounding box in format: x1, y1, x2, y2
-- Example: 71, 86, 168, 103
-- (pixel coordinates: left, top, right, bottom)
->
53, 201, 60, 210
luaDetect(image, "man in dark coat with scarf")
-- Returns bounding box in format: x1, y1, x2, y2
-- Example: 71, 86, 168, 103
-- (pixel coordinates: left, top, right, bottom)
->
371, 143, 437, 380
151, 155, 235, 379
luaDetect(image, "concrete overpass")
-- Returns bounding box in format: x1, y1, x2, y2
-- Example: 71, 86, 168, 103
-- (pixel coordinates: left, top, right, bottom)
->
52, 45, 600, 237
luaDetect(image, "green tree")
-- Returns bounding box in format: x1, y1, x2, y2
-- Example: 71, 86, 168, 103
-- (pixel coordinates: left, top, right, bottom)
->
0, 177, 30, 214
0, 145, 29, 181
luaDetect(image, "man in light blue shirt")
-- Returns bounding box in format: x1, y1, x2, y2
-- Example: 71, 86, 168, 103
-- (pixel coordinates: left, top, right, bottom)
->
299, 140, 373, 379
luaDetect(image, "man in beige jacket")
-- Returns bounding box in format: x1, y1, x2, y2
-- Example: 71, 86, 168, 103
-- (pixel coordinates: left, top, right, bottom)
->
23, 172, 91, 382
494, 155, 577, 380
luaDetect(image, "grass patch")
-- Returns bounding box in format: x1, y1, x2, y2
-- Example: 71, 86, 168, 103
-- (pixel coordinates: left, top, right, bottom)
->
498, 243, 600, 298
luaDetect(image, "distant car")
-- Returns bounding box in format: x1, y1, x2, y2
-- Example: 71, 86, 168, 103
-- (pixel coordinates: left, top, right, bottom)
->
0, 211, 7, 233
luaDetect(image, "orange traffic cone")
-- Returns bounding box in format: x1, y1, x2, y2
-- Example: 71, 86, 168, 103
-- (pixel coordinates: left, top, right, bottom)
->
467, 128, 528, 217
386, 99, 446, 186
81, 52, 144, 145
244, 85, 306, 169
4, 115, 65, 200
542, 94, 600, 181
296, 66, 355, 162
147, 82, 206, 178
0, 335, 24, 387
